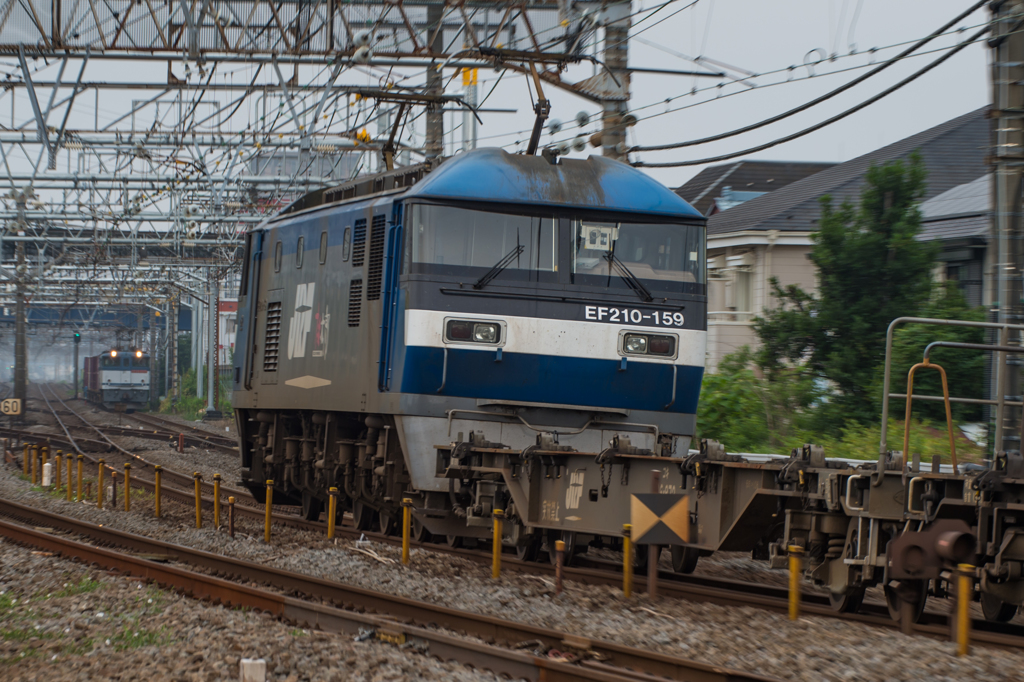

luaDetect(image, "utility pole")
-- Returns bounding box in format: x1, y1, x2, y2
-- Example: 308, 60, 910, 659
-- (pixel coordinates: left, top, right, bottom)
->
424, 1, 444, 162
462, 67, 478, 151
204, 276, 222, 420
10, 189, 30, 421
601, 0, 632, 162
169, 295, 179, 402
991, 0, 1024, 452
73, 332, 80, 399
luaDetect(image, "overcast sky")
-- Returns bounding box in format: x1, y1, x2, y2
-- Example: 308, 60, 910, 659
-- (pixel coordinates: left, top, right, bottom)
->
0, 0, 992, 198
464, 0, 991, 189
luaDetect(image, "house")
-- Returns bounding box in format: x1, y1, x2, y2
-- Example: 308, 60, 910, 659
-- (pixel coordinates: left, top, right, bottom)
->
918, 174, 990, 308
676, 160, 836, 216
699, 107, 990, 371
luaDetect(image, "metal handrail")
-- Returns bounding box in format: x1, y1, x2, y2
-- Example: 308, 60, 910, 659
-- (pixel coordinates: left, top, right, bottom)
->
845, 474, 867, 512
902, 360, 957, 472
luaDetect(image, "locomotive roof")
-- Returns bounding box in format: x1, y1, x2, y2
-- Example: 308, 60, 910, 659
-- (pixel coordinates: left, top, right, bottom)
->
404, 148, 703, 220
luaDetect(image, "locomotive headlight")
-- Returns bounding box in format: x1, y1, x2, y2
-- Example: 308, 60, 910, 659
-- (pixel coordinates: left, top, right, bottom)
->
445, 319, 502, 344
110, 350, 117, 357
473, 323, 498, 343
622, 333, 677, 358
135, 350, 142, 358
624, 334, 647, 354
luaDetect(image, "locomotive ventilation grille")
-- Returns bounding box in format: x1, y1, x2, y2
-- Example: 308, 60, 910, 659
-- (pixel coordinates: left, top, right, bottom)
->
367, 215, 386, 300
352, 219, 366, 267
348, 279, 363, 327
263, 301, 282, 372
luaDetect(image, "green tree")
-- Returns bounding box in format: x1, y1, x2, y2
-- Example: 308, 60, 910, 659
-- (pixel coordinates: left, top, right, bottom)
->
755, 154, 937, 427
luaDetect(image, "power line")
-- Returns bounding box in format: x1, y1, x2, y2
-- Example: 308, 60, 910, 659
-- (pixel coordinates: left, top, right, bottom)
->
632, 24, 990, 168
630, 0, 988, 153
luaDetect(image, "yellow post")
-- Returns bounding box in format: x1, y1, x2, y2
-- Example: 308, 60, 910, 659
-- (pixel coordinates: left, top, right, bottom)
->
623, 524, 633, 598
213, 474, 222, 529
555, 540, 565, 595
264, 480, 274, 543
96, 459, 105, 508
492, 508, 504, 580
153, 465, 162, 517
76, 455, 83, 502
788, 545, 803, 621
327, 487, 338, 540
957, 564, 973, 657
401, 498, 412, 565
40, 446, 47, 473
193, 472, 202, 529
66, 455, 73, 502
124, 463, 131, 512
55, 452, 62, 491
22, 444, 28, 476
31, 445, 37, 485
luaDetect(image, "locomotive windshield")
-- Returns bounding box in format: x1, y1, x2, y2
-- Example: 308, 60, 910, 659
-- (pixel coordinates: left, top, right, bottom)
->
406, 204, 557, 282
572, 219, 704, 290
405, 203, 704, 294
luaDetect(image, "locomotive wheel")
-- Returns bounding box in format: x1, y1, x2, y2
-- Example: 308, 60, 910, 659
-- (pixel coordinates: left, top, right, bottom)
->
516, 536, 542, 562
670, 545, 700, 574
446, 534, 464, 549
828, 586, 866, 614
547, 531, 576, 566
377, 510, 398, 536
885, 579, 928, 623
353, 501, 376, 531
412, 518, 433, 543
981, 592, 1018, 622
301, 491, 322, 522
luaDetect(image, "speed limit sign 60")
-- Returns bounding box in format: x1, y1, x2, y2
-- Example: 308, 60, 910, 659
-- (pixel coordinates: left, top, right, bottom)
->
1, 398, 21, 415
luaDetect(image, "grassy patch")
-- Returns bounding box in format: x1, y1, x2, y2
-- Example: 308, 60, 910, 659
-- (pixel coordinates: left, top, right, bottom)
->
1, 626, 56, 642
109, 625, 171, 651
45, 577, 101, 601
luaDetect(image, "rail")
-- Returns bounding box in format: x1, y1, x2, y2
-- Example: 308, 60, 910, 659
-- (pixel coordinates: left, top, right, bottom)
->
0, 502, 777, 682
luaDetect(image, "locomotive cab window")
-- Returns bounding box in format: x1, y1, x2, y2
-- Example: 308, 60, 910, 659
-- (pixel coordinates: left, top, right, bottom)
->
405, 204, 557, 283
572, 219, 705, 294
100, 355, 120, 368
274, 241, 283, 272
296, 236, 304, 268
319, 231, 328, 264
131, 356, 150, 369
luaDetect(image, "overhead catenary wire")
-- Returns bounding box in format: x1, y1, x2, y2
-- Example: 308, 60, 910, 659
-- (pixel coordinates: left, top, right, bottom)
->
630, 0, 988, 153
632, 23, 990, 168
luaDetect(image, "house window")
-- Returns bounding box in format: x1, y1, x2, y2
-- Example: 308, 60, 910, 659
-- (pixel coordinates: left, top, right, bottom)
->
734, 269, 752, 313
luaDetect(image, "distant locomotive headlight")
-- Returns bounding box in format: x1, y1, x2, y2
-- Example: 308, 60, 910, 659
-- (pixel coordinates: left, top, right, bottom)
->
135, 350, 143, 358
473, 323, 498, 343
110, 350, 117, 357
624, 334, 648, 354
445, 319, 502, 344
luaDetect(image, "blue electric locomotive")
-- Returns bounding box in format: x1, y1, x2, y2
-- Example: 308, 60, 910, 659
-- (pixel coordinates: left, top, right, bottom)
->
232, 148, 706, 565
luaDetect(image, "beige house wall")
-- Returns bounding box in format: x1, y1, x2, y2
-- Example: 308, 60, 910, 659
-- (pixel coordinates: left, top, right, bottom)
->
705, 233, 816, 372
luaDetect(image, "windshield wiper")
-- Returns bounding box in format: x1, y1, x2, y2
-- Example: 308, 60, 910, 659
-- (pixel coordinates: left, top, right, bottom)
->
605, 251, 653, 302
474, 243, 525, 289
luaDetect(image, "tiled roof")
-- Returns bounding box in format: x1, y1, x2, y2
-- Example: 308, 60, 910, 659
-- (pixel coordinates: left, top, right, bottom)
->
920, 174, 989, 219
918, 215, 989, 241
674, 160, 836, 215
705, 107, 990, 236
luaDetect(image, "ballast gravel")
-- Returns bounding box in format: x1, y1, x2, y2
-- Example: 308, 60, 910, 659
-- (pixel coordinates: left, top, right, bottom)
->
0, 536, 500, 682
2, 464, 1024, 682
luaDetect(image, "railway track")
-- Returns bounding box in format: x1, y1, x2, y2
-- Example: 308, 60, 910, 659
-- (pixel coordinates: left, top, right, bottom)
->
0, 497, 775, 682
124, 410, 237, 449
34, 383, 254, 504
13, 385, 1024, 650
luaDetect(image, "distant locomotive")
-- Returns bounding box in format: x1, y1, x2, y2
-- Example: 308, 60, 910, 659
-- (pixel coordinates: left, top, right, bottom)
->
232, 147, 707, 559
84, 349, 151, 411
